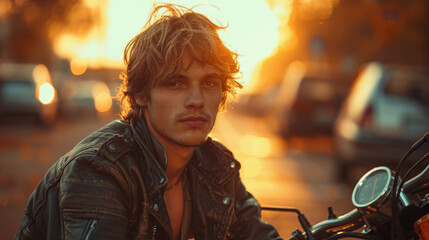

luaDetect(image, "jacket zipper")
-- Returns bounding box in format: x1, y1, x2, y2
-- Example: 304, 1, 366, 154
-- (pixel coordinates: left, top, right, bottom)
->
84, 219, 97, 240
151, 223, 158, 240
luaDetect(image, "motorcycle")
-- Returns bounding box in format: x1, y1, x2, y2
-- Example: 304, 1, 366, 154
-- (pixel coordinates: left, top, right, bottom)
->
262, 132, 429, 240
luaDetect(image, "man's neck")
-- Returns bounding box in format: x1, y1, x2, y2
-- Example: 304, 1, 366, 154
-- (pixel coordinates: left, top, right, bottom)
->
163, 141, 193, 182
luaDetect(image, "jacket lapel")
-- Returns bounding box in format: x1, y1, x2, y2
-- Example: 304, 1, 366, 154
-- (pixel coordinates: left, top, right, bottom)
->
130, 117, 172, 237
192, 138, 240, 186
189, 138, 241, 239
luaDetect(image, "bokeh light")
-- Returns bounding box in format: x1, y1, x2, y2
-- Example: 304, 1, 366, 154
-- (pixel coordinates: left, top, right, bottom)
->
32, 64, 51, 86
70, 57, 88, 76
92, 82, 112, 113
37, 83, 56, 105
239, 134, 272, 158
94, 92, 112, 113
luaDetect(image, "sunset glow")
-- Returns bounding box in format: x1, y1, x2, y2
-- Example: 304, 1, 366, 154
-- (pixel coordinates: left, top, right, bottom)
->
53, 0, 281, 88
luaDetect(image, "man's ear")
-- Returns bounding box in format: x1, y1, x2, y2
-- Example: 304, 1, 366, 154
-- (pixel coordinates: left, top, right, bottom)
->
135, 95, 148, 107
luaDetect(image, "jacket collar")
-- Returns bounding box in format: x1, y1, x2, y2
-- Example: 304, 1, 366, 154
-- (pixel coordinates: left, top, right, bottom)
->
131, 111, 168, 170
130, 113, 169, 194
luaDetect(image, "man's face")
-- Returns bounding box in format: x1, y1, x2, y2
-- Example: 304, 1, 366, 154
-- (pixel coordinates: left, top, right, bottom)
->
137, 53, 223, 148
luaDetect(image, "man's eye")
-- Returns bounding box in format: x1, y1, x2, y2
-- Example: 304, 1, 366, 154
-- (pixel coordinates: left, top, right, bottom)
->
166, 81, 181, 87
203, 80, 219, 88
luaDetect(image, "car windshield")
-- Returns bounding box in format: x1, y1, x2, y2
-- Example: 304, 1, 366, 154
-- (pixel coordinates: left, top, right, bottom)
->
384, 70, 429, 107
0, 79, 35, 100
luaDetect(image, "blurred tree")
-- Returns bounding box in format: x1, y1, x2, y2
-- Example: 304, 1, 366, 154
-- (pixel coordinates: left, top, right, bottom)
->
2, 0, 105, 68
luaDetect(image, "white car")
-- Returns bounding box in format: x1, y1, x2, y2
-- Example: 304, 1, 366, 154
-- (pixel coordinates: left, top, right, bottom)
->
0, 63, 58, 125
333, 62, 429, 179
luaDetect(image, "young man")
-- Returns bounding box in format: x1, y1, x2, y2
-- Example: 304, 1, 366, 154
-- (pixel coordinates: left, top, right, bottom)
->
14, 4, 282, 240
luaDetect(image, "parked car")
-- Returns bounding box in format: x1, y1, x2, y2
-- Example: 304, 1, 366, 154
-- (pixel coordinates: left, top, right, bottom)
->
273, 61, 353, 139
333, 62, 429, 180
233, 84, 280, 117
59, 79, 113, 119
0, 63, 58, 125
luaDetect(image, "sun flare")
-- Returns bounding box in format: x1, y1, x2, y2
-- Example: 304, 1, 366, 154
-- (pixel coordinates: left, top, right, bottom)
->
53, 0, 280, 89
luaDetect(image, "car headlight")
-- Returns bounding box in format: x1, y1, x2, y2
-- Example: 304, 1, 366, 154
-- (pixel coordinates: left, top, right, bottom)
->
37, 82, 56, 104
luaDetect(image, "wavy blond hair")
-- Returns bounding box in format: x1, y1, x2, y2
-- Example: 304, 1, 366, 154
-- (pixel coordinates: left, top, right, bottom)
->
118, 3, 242, 120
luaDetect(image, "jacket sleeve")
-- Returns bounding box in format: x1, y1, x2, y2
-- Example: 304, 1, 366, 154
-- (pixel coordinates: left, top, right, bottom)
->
59, 154, 132, 239
229, 174, 283, 240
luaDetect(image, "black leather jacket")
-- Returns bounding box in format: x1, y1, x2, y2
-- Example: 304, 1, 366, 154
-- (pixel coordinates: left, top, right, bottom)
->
14, 118, 282, 239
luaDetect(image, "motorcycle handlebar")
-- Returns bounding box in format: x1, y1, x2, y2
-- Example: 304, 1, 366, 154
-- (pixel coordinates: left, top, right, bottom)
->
309, 209, 362, 236
304, 161, 429, 237
305, 162, 428, 236
403, 161, 429, 193
308, 162, 429, 236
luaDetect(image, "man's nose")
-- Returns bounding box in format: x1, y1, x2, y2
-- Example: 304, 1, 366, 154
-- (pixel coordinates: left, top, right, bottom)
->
185, 84, 204, 109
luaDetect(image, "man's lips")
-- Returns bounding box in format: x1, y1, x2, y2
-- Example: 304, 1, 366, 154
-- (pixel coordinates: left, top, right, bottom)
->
179, 116, 208, 127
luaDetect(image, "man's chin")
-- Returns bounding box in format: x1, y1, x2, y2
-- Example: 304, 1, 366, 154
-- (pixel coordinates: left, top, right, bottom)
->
180, 139, 207, 147
178, 134, 208, 147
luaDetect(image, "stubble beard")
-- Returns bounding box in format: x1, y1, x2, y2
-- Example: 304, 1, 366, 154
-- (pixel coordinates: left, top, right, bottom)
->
171, 127, 212, 147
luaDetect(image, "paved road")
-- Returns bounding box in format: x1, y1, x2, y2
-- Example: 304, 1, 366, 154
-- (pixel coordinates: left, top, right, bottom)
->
0, 110, 361, 239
